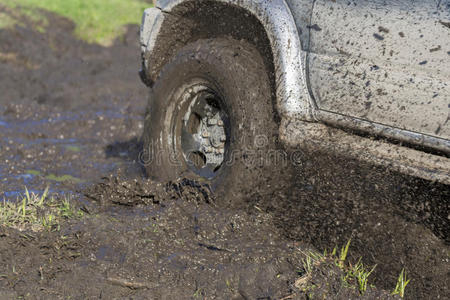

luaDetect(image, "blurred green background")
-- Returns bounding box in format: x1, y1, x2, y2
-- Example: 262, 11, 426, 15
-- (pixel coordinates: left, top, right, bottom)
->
0, 0, 152, 46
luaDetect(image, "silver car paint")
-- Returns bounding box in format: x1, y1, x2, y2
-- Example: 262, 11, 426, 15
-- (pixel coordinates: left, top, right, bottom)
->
308, 0, 450, 142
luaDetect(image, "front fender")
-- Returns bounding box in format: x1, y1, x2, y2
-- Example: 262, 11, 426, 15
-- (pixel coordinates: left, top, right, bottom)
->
140, 0, 316, 122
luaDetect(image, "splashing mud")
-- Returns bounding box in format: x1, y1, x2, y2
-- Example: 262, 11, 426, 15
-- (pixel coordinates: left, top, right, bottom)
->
85, 176, 214, 206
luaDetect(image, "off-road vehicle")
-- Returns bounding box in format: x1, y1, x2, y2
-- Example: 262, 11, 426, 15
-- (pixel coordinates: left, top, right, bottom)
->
139, 0, 450, 196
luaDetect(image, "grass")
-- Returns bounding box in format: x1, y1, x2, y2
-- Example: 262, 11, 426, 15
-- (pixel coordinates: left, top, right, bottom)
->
24, 170, 83, 183
344, 258, 376, 294
0, 0, 151, 46
64, 145, 81, 152
0, 187, 83, 232
0, 11, 14, 28
45, 174, 82, 183
297, 240, 410, 297
392, 268, 410, 298
333, 238, 351, 268
25, 169, 41, 176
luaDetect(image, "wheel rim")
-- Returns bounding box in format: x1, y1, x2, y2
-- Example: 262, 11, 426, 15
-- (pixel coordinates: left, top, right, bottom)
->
176, 84, 229, 179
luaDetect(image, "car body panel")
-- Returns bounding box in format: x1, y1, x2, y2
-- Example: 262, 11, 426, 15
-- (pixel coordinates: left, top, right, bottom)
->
284, 0, 315, 51
280, 118, 450, 185
308, 0, 450, 140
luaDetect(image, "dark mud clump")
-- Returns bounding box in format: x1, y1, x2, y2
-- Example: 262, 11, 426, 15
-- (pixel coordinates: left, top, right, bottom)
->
85, 176, 215, 206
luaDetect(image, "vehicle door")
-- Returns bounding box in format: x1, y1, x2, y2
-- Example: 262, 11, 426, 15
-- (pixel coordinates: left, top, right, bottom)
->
308, 0, 450, 141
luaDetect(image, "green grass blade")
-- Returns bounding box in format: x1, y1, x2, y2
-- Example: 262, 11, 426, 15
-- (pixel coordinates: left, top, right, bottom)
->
24, 187, 31, 203
339, 239, 351, 268
39, 186, 49, 206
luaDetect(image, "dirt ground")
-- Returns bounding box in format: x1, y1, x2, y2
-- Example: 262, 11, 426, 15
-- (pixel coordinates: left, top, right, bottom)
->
0, 11, 449, 300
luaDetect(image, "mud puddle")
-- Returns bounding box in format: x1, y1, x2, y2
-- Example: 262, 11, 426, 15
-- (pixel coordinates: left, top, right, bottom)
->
0, 11, 146, 201
0, 9, 448, 300
0, 104, 144, 200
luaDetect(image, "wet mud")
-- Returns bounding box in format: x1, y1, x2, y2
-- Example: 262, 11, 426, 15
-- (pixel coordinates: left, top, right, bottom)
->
1, 177, 308, 299
0, 10, 449, 300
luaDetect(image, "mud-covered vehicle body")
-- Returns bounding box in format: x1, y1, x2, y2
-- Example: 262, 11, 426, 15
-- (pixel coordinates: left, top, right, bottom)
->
139, 0, 450, 194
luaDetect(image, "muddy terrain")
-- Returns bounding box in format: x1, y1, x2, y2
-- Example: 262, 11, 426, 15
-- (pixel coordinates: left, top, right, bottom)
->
0, 10, 449, 300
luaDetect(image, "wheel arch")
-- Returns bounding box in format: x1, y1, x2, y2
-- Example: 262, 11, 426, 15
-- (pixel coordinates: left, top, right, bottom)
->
140, 0, 316, 121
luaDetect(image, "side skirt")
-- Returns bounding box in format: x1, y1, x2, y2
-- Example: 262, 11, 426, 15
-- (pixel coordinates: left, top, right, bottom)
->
280, 119, 450, 185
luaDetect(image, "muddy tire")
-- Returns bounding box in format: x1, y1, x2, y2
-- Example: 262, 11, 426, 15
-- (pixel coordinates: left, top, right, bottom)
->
142, 38, 277, 202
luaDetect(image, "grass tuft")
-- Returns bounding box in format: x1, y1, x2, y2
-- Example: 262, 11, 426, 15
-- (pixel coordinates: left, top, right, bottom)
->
296, 239, 391, 296
338, 238, 351, 268
392, 268, 410, 298
0, 187, 83, 232
344, 258, 377, 294
301, 250, 325, 275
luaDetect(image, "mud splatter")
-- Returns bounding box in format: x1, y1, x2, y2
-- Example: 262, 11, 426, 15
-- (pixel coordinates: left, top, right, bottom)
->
378, 26, 389, 33
373, 33, 384, 40
85, 176, 214, 206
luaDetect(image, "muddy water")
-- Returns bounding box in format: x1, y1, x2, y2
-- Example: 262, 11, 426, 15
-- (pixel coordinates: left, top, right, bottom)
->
0, 105, 144, 199
0, 14, 146, 199
0, 12, 448, 299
